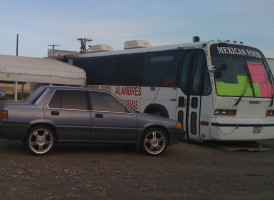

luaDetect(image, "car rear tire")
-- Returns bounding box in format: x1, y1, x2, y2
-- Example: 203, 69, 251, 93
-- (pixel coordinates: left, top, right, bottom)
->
140, 128, 168, 156
26, 125, 55, 156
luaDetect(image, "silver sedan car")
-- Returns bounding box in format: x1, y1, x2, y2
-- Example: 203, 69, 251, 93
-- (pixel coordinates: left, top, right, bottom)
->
0, 86, 183, 156
0, 88, 5, 100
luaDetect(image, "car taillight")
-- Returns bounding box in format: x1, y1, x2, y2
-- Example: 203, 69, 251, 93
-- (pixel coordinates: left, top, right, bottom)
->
266, 110, 274, 116
0, 110, 8, 120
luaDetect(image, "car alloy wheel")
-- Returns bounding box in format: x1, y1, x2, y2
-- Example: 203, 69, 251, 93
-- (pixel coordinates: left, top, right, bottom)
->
26, 126, 55, 155
141, 128, 167, 156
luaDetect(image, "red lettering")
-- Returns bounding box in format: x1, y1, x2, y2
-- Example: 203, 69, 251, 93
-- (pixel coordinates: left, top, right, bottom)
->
114, 86, 142, 96
122, 99, 138, 110
91, 85, 100, 89
137, 86, 141, 96
163, 79, 175, 86
101, 85, 111, 92
115, 86, 120, 95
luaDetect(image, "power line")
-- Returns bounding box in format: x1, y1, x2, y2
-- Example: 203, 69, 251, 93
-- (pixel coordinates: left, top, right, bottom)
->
90, 4, 274, 42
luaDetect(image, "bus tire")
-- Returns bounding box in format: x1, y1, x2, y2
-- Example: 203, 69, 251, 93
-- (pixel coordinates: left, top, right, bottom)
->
144, 104, 169, 118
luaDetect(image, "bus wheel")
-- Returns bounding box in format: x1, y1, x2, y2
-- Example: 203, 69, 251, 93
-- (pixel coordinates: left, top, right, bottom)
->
147, 109, 168, 118
151, 110, 164, 117
144, 104, 169, 118
140, 128, 168, 156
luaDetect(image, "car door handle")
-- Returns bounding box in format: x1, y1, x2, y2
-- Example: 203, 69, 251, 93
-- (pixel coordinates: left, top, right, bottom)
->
95, 113, 103, 118
51, 111, 59, 116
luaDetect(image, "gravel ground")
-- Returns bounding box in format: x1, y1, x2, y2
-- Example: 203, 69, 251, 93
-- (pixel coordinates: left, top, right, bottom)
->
0, 138, 273, 200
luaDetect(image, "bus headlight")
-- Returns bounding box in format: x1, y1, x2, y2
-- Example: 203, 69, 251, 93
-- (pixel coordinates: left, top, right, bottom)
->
214, 109, 237, 116
266, 110, 274, 116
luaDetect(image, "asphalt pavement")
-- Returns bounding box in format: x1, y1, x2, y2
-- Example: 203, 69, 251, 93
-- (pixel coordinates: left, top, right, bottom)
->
0, 138, 273, 200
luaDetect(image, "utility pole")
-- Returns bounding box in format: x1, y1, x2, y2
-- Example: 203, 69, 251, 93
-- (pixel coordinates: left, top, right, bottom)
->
48, 44, 60, 51
48, 44, 60, 57
16, 34, 19, 56
77, 38, 92, 52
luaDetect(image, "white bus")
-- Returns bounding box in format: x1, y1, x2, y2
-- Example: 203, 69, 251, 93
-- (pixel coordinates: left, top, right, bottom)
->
267, 58, 274, 73
67, 39, 274, 142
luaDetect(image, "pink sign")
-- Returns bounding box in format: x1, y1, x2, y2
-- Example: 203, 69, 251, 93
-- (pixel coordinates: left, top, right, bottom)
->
247, 62, 272, 97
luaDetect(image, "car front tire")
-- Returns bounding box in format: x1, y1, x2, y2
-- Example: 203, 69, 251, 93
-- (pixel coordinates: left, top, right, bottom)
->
140, 128, 168, 156
26, 125, 55, 156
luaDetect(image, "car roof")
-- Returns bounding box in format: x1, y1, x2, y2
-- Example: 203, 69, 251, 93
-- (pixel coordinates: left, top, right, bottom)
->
41, 85, 108, 93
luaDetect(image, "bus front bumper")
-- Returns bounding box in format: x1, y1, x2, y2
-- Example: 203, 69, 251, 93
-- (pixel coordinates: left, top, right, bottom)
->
209, 118, 274, 141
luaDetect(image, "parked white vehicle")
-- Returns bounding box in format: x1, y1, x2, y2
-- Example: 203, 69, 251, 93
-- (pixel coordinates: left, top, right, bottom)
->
64, 39, 274, 142
267, 58, 274, 73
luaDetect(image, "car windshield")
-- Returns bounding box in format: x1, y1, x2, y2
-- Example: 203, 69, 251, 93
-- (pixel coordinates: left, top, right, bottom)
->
211, 44, 273, 97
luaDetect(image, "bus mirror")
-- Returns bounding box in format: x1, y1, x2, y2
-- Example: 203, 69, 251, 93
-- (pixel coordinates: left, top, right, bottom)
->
214, 64, 227, 78
220, 64, 227, 71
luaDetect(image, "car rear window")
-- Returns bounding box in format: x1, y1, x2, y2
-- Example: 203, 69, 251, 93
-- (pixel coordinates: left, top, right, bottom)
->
27, 87, 47, 104
49, 90, 88, 110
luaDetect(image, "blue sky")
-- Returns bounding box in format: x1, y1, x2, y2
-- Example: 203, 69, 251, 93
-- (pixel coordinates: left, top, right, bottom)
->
0, 0, 274, 58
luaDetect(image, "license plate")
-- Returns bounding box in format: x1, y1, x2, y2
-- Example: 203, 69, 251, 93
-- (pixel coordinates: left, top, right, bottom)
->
253, 127, 262, 134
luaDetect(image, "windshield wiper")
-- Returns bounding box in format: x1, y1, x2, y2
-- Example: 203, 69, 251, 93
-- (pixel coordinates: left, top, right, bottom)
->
264, 61, 274, 106
234, 76, 249, 106
234, 62, 255, 106
269, 81, 274, 107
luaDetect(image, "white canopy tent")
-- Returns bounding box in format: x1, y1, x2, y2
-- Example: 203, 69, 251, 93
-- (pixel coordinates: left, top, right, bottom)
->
0, 54, 86, 100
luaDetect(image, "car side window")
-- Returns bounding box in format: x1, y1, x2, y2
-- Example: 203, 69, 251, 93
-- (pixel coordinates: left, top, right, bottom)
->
89, 91, 130, 113
49, 90, 88, 110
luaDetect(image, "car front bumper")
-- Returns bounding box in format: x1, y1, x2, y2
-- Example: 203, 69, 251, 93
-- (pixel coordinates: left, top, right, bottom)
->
169, 128, 185, 144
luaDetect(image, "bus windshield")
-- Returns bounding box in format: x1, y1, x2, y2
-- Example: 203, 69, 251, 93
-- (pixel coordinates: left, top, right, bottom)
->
210, 44, 273, 98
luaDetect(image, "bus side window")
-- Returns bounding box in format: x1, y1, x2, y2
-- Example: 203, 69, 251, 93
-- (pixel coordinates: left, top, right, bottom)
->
202, 66, 212, 96
73, 58, 93, 85
179, 51, 192, 94
90, 57, 117, 85
143, 50, 180, 87
191, 51, 205, 95
73, 57, 117, 85
191, 50, 211, 96
115, 54, 145, 86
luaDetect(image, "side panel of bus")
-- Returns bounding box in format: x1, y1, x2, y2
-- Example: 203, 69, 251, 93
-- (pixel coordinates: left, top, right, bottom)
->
73, 48, 212, 142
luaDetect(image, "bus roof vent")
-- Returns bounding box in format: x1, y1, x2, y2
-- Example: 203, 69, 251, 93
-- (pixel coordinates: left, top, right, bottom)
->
90, 44, 113, 53
124, 40, 152, 49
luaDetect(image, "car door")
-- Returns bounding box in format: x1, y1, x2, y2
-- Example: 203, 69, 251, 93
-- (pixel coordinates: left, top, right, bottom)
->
88, 91, 137, 142
44, 89, 92, 141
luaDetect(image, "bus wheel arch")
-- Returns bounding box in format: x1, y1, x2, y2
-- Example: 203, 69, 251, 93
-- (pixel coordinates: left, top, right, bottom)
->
144, 104, 169, 118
